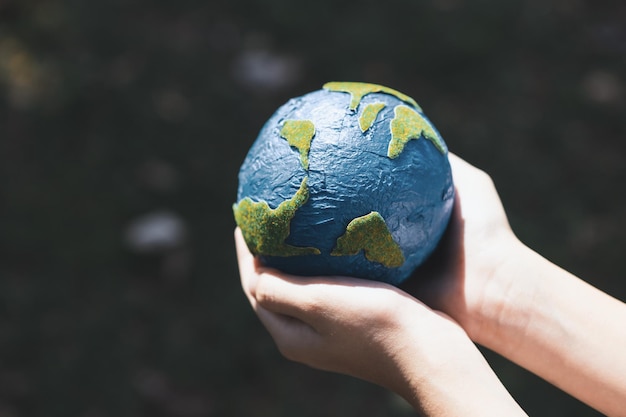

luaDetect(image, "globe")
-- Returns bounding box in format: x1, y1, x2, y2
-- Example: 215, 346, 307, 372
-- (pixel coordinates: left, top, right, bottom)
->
233, 82, 454, 286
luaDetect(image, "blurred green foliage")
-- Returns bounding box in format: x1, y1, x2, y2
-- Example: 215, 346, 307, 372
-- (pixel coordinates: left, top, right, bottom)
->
0, 0, 625, 416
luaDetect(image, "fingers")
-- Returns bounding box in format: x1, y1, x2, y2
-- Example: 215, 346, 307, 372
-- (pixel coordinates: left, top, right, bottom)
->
234, 228, 259, 308
234, 227, 326, 324
234, 229, 323, 361
448, 153, 509, 225
235, 228, 292, 311
236, 227, 359, 319
448, 153, 493, 191
254, 305, 321, 363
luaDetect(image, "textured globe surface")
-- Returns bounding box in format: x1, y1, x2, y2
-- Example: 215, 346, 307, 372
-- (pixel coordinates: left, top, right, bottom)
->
234, 82, 454, 285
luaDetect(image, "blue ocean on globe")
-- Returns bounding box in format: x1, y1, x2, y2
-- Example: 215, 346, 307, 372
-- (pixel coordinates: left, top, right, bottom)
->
234, 82, 454, 286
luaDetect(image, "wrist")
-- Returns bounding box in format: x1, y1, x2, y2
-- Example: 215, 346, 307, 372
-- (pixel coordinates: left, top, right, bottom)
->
466, 236, 539, 352
397, 313, 527, 416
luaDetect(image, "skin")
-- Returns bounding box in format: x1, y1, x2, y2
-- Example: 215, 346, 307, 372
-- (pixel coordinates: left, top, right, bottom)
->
236, 153, 626, 417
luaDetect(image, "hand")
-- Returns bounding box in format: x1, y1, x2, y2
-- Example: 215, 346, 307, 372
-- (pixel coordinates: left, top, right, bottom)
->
236, 152, 626, 417
402, 153, 523, 346
406, 155, 626, 417
236, 228, 439, 394
235, 228, 527, 416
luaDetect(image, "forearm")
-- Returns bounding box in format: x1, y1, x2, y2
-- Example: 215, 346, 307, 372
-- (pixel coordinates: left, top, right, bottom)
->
395, 315, 527, 417
477, 241, 626, 416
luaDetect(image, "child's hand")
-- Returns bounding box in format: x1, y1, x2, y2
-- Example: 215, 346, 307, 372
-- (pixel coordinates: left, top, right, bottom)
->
236, 228, 526, 416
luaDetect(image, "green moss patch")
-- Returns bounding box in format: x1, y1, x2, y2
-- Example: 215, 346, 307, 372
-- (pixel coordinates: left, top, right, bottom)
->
233, 177, 321, 257
388, 105, 446, 158
280, 119, 315, 170
331, 211, 404, 268
359, 102, 386, 132
323, 81, 420, 111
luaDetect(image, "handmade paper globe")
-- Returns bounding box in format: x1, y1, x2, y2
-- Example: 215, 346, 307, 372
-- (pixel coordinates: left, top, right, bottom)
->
233, 82, 454, 286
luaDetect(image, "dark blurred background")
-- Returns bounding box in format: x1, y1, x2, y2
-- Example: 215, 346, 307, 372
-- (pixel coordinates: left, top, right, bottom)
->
1, 0, 625, 416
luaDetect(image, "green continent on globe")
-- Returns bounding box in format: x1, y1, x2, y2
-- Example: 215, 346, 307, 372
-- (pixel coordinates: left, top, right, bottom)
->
280, 119, 316, 170
323, 81, 421, 112
233, 177, 321, 257
388, 105, 446, 158
359, 102, 386, 132
331, 211, 405, 268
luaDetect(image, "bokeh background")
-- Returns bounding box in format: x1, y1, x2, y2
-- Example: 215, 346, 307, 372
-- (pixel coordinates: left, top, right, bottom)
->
1, 0, 625, 416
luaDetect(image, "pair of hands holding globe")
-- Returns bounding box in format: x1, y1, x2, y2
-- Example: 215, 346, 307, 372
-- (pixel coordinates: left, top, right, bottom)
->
237, 152, 626, 416
237, 153, 529, 415
234, 83, 626, 415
